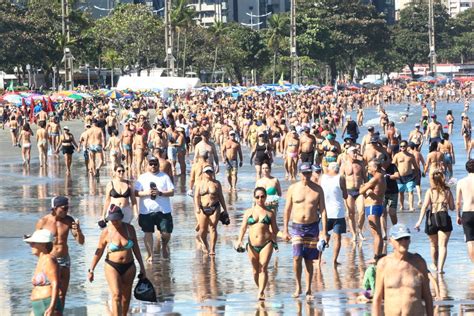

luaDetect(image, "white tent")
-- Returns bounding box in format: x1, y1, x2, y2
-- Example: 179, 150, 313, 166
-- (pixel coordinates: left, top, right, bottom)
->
116, 74, 201, 90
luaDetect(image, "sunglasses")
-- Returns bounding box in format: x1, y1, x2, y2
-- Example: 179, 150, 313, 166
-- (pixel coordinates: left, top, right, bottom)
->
149, 163, 158, 166
117, 170, 125, 173
254, 195, 266, 199
400, 145, 407, 148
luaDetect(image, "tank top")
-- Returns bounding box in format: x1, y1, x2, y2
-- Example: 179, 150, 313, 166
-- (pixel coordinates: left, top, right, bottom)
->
320, 174, 345, 219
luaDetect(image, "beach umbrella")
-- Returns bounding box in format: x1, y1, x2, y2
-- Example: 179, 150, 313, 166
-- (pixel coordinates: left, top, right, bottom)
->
106, 90, 123, 99
68, 94, 83, 101
2, 94, 22, 104
322, 85, 334, 92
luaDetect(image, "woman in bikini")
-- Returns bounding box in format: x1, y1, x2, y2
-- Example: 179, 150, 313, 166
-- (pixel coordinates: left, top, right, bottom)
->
55, 126, 78, 175
36, 121, 49, 168
19, 123, 34, 165
9, 114, 18, 146
193, 165, 228, 255
102, 164, 138, 224
424, 141, 445, 176
461, 113, 471, 152
255, 163, 282, 212
236, 187, 278, 300
414, 170, 454, 274
445, 110, 454, 135
283, 130, 299, 180
25, 229, 62, 316
88, 206, 146, 316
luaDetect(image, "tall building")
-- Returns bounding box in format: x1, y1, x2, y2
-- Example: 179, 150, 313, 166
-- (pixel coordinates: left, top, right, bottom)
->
227, 0, 289, 29
188, 0, 228, 27
446, 0, 473, 16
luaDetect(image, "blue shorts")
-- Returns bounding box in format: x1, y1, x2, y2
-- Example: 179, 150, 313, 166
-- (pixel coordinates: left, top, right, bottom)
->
397, 174, 416, 193
327, 218, 346, 235
365, 205, 383, 217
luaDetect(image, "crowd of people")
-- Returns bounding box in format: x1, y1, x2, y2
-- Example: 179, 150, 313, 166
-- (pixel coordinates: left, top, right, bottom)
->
7, 81, 474, 315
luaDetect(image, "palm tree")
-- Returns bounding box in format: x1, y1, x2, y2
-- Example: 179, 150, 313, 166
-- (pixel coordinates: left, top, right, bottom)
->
101, 49, 121, 87
171, 0, 197, 76
209, 20, 226, 82
267, 14, 288, 83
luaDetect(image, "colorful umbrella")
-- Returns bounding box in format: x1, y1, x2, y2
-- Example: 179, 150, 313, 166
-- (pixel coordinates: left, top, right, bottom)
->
2, 93, 22, 104
106, 90, 123, 99
67, 94, 83, 101
322, 85, 334, 92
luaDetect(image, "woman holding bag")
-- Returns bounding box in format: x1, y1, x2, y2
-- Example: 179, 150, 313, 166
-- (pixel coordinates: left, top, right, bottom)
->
88, 206, 146, 316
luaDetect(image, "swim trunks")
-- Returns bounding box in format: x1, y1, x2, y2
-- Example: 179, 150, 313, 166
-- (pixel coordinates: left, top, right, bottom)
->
226, 159, 238, 174
327, 218, 346, 235
292, 221, 320, 260
56, 254, 71, 268
384, 193, 398, 210
88, 144, 103, 153
300, 151, 315, 164
462, 211, 474, 242
365, 205, 383, 217
397, 174, 415, 193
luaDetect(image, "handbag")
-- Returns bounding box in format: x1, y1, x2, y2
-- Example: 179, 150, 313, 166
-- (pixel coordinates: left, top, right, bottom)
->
134, 276, 157, 302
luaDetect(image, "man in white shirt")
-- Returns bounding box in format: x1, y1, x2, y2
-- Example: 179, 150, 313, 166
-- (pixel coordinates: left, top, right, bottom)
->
135, 156, 175, 261
320, 162, 347, 266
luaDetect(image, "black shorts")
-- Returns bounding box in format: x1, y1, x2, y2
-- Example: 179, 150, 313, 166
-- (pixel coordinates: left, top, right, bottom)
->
61, 146, 74, 155
139, 212, 173, 234
415, 170, 421, 186
425, 211, 453, 235
300, 151, 315, 164
462, 212, 474, 242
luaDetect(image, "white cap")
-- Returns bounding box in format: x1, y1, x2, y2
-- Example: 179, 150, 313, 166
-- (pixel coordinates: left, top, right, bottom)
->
24, 229, 54, 243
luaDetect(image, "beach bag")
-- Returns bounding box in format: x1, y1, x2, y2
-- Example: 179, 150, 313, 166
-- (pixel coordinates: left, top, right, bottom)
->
134, 277, 157, 302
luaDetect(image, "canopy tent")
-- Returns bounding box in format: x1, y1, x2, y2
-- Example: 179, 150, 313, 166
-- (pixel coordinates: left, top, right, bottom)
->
116, 75, 201, 90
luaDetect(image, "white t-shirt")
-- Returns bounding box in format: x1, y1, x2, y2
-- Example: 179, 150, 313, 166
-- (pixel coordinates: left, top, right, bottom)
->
320, 174, 345, 219
135, 172, 174, 215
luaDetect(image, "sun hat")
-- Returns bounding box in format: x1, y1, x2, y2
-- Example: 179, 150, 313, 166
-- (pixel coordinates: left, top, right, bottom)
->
24, 229, 54, 243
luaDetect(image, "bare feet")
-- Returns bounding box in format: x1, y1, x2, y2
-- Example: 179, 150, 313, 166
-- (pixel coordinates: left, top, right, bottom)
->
305, 292, 314, 301
333, 261, 341, 266
358, 231, 366, 241
258, 292, 265, 301
292, 290, 301, 298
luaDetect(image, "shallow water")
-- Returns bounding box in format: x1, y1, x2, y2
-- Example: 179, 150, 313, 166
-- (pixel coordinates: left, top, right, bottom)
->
1, 100, 474, 315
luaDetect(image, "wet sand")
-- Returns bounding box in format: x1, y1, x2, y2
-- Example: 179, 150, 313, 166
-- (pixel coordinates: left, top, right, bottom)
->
0, 100, 473, 315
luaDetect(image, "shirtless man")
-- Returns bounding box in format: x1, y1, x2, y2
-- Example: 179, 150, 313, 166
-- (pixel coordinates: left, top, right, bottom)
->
194, 130, 220, 174
36, 107, 48, 127
105, 110, 118, 136
360, 160, 386, 260
438, 133, 455, 179
47, 117, 61, 154
79, 124, 91, 170
35, 196, 85, 309
408, 123, 424, 151
408, 142, 425, 207
284, 129, 300, 180
360, 126, 376, 154
36, 121, 49, 167
221, 130, 243, 190
363, 133, 390, 169
299, 127, 316, 165
456, 159, 474, 263
425, 114, 443, 145
120, 121, 134, 171
85, 119, 106, 177
282, 162, 328, 300
133, 128, 147, 175
373, 224, 433, 316
340, 146, 366, 241
386, 121, 401, 155
392, 140, 419, 211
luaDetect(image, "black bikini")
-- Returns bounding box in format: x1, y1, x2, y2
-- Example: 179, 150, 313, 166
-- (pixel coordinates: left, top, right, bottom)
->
110, 181, 131, 198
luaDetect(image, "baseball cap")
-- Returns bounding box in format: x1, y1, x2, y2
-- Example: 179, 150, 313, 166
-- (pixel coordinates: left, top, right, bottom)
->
368, 126, 375, 131
203, 165, 214, 173
24, 229, 54, 243
148, 156, 158, 163
299, 162, 313, 173
229, 130, 236, 135
431, 114, 437, 119
63, 126, 70, 130
51, 196, 69, 208
415, 123, 420, 127
106, 205, 124, 221
312, 164, 322, 172
389, 223, 411, 240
